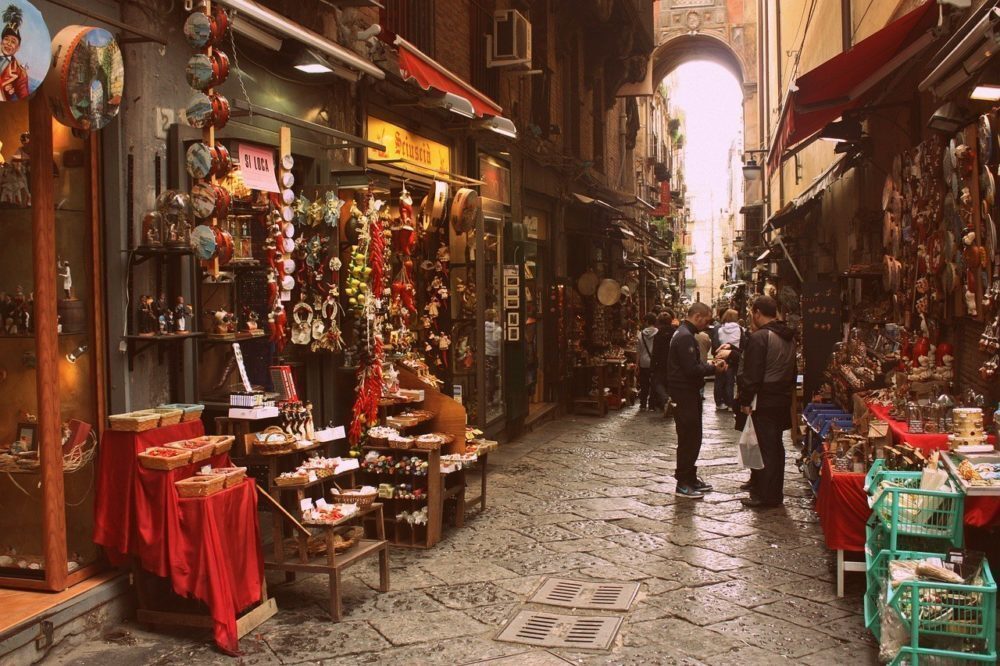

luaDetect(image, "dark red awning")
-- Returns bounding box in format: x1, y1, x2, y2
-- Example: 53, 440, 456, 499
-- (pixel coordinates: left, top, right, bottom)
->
767, 1, 940, 176
395, 36, 503, 118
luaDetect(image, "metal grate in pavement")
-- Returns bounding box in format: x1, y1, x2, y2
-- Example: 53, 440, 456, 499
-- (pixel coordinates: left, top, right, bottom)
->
496, 611, 622, 650
528, 578, 639, 611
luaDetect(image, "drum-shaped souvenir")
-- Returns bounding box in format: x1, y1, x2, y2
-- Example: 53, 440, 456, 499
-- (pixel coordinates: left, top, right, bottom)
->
186, 142, 215, 180
190, 224, 217, 260
450, 187, 480, 234
46, 26, 123, 130
190, 182, 218, 219
0, 0, 51, 103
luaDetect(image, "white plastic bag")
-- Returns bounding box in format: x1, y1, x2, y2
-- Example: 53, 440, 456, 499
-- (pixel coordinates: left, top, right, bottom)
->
737, 400, 764, 470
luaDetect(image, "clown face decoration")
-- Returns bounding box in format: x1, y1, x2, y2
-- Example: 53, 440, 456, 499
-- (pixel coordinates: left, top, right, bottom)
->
0, 1, 50, 102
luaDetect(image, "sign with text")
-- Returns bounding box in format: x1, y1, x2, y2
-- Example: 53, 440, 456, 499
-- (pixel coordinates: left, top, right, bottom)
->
238, 143, 278, 193
367, 117, 451, 175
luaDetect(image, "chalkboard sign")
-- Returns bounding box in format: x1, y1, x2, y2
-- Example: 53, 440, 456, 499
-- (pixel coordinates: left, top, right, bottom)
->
801, 280, 842, 402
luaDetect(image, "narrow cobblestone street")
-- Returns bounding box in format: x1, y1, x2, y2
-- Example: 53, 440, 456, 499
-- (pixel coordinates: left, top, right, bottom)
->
60, 398, 877, 665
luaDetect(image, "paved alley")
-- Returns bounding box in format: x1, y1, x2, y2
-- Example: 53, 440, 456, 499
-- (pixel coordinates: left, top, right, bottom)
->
59, 399, 875, 665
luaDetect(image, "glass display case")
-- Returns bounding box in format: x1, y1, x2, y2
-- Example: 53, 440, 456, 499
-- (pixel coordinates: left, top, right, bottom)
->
0, 100, 105, 591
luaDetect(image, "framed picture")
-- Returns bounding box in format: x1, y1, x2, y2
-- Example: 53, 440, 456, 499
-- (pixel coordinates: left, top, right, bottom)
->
15, 421, 36, 451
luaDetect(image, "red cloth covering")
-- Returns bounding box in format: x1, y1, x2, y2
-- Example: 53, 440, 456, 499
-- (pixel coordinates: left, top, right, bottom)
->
816, 454, 870, 551
93, 422, 263, 655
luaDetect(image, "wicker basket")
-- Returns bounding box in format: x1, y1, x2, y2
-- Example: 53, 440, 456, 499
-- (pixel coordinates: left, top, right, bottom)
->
274, 474, 310, 487
109, 409, 162, 432
198, 466, 246, 488
332, 488, 377, 508
138, 447, 193, 470
248, 427, 295, 455
283, 527, 362, 558
164, 440, 216, 463
187, 435, 235, 456
415, 433, 451, 451
150, 407, 183, 426
175, 474, 226, 498
159, 403, 205, 422
389, 436, 415, 450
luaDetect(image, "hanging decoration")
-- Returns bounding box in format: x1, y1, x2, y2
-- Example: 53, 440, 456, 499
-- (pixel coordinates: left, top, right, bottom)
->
0, 1, 50, 103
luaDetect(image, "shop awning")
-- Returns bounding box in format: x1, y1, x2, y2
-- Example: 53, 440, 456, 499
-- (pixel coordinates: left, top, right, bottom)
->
766, 155, 847, 231
645, 255, 671, 270
395, 36, 503, 118
767, 0, 941, 175
572, 193, 624, 216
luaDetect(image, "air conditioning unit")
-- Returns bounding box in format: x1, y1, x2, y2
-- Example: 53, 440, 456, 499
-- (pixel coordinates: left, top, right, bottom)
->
487, 9, 532, 68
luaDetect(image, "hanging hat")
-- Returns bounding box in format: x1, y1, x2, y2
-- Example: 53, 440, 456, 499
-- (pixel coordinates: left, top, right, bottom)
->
2, 4, 22, 42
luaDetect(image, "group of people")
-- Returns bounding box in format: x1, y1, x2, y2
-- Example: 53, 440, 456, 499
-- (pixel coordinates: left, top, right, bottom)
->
635, 297, 797, 507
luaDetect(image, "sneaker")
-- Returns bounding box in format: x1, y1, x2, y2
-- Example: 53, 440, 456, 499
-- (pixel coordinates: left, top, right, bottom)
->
693, 478, 713, 492
676, 485, 705, 499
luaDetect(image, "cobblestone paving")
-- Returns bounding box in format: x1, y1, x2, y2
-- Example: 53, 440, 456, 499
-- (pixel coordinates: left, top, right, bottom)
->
58, 398, 876, 665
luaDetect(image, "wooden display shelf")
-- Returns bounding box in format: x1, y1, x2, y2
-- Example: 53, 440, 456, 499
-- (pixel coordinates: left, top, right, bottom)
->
395, 365, 466, 452
260, 492, 389, 621
359, 446, 447, 548
124, 332, 204, 371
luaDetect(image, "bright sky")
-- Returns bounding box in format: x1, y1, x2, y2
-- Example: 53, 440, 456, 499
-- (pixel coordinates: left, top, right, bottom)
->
666, 61, 743, 220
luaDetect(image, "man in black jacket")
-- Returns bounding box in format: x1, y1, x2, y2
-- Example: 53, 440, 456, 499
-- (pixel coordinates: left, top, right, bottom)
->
736, 296, 797, 508
649, 311, 675, 413
667, 302, 727, 498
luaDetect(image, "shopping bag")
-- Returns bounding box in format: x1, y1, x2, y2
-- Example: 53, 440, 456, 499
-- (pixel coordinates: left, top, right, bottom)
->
737, 401, 764, 470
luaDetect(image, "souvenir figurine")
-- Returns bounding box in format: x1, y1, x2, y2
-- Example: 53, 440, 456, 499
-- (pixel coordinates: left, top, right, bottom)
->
56, 259, 72, 300
174, 296, 192, 333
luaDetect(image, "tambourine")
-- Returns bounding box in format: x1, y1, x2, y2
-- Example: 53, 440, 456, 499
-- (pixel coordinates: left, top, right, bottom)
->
431, 181, 449, 222
280, 154, 294, 171
281, 236, 295, 253
597, 279, 621, 306
280, 171, 295, 188
191, 182, 219, 219
190, 224, 217, 260
281, 274, 295, 291
450, 188, 480, 234
283, 222, 295, 238
214, 143, 231, 177
881, 175, 894, 211
281, 189, 295, 205
282, 258, 296, 275
185, 92, 229, 129
979, 114, 995, 166
46, 26, 124, 131
183, 6, 228, 49
982, 166, 996, 206
1, 0, 51, 103
186, 142, 215, 180
185, 50, 229, 90
214, 226, 234, 265
577, 270, 599, 297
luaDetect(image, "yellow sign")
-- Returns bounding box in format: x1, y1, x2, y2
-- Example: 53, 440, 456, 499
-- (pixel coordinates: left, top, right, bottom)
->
367, 117, 451, 175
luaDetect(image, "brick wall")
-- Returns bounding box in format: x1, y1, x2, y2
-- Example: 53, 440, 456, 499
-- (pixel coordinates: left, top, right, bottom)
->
435, 0, 473, 81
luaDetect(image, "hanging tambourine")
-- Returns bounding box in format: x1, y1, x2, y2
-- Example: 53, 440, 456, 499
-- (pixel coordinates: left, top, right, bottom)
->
190, 224, 217, 260
577, 270, 599, 297
597, 278, 621, 306
0, 1, 50, 102
46, 26, 123, 130
450, 187, 480, 234
430, 180, 449, 222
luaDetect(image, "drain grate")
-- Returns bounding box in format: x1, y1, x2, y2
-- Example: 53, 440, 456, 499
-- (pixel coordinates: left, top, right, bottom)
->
496, 611, 623, 650
528, 578, 639, 611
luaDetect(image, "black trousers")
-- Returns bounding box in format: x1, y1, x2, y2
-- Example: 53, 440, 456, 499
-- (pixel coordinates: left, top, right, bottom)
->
713, 374, 726, 406
671, 390, 703, 486
750, 408, 787, 504
637, 367, 652, 408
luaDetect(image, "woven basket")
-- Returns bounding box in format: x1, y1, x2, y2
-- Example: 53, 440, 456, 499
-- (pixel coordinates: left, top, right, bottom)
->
164, 440, 216, 463
283, 527, 362, 558
151, 407, 183, 426
192, 435, 234, 456
249, 427, 295, 455
333, 489, 377, 508
159, 403, 205, 422
274, 474, 310, 487
175, 474, 226, 498
138, 447, 193, 470
199, 466, 246, 488
109, 409, 161, 432
389, 437, 415, 450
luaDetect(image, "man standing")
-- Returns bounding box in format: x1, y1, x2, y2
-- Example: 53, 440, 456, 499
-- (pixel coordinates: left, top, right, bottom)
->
1, 5, 30, 102
737, 296, 797, 508
649, 311, 675, 413
667, 302, 726, 498
635, 313, 658, 411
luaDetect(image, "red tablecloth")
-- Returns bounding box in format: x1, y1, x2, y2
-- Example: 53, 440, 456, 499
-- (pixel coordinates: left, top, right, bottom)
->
93, 422, 264, 654
816, 455, 869, 551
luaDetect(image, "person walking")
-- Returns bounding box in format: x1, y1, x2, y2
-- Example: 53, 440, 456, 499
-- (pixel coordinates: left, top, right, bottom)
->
716, 309, 744, 410
649, 311, 676, 413
736, 296, 797, 508
636, 313, 658, 411
667, 302, 727, 498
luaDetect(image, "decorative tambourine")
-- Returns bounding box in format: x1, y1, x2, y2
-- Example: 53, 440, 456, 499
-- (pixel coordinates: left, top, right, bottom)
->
881, 175, 894, 211
577, 270, 599, 297
982, 165, 996, 206
190, 224, 217, 260
450, 187, 480, 234
46, 26, 123, 129
597, 278, 621, 306
430, 181, 449, 222
0, 0, 51, 102
980, 114, 995, 166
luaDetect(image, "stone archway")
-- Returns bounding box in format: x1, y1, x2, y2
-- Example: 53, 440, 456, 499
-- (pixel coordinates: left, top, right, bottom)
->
652, 0, 760, 150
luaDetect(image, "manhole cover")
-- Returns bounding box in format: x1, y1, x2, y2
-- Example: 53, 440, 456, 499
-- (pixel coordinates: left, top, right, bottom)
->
496, 611, 622, 650
528, 578, 639, 611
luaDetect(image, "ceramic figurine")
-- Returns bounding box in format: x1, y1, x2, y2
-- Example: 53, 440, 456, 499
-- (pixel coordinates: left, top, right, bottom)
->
57, 259, 72, 299
174, 297, 192, 333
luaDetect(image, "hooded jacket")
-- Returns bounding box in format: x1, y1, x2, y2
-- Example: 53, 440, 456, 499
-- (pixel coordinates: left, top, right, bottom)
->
717, 322, 744, 348
737, 319, 796, 415
650, 323, 676, 384
666, 320, 716, 394
637, 326, 658, 368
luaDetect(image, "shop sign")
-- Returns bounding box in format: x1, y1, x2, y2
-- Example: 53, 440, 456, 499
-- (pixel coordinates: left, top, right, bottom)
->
480, 156, 510, 205
238, 143, 278, 193
503, 265, 520, 342
367, 116, 451, 174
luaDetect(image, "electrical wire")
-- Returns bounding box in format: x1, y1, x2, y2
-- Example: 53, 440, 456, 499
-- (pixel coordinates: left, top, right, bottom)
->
229, 10, 254, 122
853, 0, 877, 41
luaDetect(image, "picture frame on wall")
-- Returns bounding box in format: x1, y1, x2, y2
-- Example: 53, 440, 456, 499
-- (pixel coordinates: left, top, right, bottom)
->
14, 421, 37, 451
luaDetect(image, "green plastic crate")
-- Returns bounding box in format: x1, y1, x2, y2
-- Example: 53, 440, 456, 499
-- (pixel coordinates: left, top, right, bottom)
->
865, 543, 945, 640
882, 557, 997, 664
868, 469, 965, 549
887, 646, 999, 665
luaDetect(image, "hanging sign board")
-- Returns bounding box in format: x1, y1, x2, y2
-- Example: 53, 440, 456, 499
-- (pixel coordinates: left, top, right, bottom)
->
238, 143, 278, 193
367, 116, 451, 175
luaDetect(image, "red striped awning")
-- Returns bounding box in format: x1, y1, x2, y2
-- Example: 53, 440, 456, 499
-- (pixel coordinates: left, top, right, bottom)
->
395, 36, 503, 118
767, 1, 940, 176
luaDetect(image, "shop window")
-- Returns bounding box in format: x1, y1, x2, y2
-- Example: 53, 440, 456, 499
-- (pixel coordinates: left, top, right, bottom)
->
381, 0, 435, 56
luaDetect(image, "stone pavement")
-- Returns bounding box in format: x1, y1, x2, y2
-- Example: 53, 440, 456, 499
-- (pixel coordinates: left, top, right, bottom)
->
57, 397, 876, 665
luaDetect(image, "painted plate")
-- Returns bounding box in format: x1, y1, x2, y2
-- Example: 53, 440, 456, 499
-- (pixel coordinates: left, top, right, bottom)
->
0, 0, 51, 102
185, 142, 214, 180
190, 224, 217, 260
185, 91, 214, 129
185, 53, 215, 90
46, 26, 123, 130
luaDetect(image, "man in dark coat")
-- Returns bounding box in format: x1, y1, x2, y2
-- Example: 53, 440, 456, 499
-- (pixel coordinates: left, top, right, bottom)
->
737, 296, 797, 508
648, 311, 675, 413
667, 302, 726, 498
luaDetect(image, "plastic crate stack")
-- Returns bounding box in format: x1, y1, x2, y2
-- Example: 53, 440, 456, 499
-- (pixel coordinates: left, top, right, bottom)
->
801, 402, 855, 494
863, 460, 997, 665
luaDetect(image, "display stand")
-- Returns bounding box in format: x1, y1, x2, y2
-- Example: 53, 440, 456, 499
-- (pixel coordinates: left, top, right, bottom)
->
395, 365, 466, 448
603, 360, 628, 410
258, 490, 389, 621
570, 364, 608, 416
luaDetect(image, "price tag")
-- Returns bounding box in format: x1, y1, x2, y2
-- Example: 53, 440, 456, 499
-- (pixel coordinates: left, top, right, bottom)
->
200, 465, 212, 474
331, 425, 346, 440
307, 471, 317, 483
237, 143, 279, 193
316, 498, 330, 509
300, 497, 314, 511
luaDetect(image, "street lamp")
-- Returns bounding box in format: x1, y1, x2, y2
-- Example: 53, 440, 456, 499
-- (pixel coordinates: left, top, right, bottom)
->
742, 149, 767, 181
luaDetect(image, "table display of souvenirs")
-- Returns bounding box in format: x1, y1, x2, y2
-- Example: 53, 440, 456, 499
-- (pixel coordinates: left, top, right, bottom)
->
301, 501, 359, 526
274, 456, 359, 486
